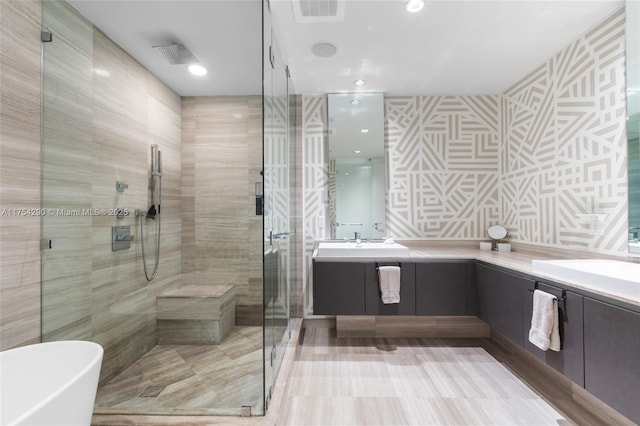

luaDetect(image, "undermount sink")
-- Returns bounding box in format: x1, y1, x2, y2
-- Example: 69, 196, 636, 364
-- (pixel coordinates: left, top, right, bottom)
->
532, 259, 640, 300
316, 242, 410, 257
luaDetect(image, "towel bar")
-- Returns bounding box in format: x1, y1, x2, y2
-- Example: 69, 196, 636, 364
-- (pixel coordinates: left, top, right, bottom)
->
529, 284, 567, 321
529, 284, 566, 350
375, 262, 401, 271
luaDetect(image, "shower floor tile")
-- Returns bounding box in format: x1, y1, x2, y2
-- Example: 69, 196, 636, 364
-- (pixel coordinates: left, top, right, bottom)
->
93, 326, 263, 416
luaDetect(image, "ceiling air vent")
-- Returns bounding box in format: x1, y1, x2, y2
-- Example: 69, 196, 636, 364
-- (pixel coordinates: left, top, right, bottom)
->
292, 0, 345, 23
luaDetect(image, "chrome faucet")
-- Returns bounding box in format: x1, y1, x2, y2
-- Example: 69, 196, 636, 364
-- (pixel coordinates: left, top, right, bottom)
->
354, 232, 361, 244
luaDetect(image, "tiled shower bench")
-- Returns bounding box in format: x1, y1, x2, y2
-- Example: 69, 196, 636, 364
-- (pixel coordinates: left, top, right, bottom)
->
157, 284, 236, 345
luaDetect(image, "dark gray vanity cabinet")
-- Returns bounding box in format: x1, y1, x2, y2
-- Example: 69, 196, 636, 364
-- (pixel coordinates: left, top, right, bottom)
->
523, 282, 585, 387
364, 262, 416, 315
415, 261, 476, 315
476, 263, 533, 347
313, 261, 366, 315
583, 298, 640, 424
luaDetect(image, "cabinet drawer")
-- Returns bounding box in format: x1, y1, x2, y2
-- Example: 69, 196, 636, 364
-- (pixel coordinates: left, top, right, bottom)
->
415, 261, 475, 316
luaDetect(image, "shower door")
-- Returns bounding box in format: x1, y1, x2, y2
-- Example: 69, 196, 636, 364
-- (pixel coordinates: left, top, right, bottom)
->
40, 0, 95, 347
41, 0, 267, 417
262, 20, 292, 409
40, 0, 174, 383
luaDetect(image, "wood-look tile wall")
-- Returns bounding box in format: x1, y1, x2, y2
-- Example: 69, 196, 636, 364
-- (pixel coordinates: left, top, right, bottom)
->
181, 96, 263, 325
0, 0, 43, 350
41, 2, 182, 383
1, 1, 275, 364
1, 1, 183, 382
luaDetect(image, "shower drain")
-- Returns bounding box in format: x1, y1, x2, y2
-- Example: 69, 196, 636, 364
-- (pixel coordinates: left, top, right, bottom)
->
139, 385, 166, 398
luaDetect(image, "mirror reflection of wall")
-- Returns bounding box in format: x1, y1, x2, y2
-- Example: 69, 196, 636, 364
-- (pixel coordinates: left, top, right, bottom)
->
333, 158, 385, 240
627, 0, 640, 253
628, 92, 639, 252
328, 93, 385, 240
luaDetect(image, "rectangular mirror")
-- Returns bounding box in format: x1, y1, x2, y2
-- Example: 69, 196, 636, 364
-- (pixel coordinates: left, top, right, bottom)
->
627, 0, 640, 254
328, 93, 385, 240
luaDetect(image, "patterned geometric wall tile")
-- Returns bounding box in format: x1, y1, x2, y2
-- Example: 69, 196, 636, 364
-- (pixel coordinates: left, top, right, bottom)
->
264, 94, 290, 240
386, 96, 500, 239
301, 95, 329, 312
501, 9, 627, 254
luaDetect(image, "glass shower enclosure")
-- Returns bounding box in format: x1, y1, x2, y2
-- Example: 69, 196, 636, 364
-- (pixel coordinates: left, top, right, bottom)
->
40, 0, 294, 417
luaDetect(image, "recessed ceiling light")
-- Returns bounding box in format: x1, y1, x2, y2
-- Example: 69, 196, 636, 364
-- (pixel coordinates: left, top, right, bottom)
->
351, 99, 361, 105
354, 79, 366, 87
311, 41, 337, 58
360, 129, 369, 133
405, 0, 424, 13
354, 150, 361, 154
188, 64, 207, 76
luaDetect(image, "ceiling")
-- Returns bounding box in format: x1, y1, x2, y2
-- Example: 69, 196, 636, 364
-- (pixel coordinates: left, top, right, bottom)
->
67, 0, 263, 97
68, 0, 624, 97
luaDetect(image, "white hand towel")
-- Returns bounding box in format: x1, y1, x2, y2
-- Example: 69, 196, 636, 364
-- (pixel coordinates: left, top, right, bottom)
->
378, 266, 401, 304
528, 289, 561, 352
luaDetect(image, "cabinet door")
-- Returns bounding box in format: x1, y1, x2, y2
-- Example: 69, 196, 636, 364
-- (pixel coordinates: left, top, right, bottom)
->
584, 298, 640, 423
476, 263, 532, 347
523, 282, 584, 387
415, 261, 475, 315
365, 262, 415, 315
313, 261, 366, 315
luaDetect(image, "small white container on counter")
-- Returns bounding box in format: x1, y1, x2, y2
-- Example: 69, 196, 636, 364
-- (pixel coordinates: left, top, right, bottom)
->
479, 242, 492, 251
497, 243, 511, 252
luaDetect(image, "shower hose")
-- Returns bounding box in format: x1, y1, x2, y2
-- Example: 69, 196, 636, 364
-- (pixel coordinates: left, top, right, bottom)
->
140, 176, 161, 281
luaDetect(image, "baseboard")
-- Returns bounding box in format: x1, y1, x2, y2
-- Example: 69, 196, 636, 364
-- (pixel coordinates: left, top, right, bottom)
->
335, 315, 490, 338
235, 304, 261, 326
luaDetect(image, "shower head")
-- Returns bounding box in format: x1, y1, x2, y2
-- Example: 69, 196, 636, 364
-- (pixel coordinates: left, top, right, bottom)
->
152, 43, 198, 65
146, 204, 157, 220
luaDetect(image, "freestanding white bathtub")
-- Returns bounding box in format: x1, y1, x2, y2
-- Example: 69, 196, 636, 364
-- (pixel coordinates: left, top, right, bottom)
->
0, 340, 103, 426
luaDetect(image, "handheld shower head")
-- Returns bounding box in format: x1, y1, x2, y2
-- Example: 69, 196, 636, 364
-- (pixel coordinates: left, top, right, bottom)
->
146, 204, 157, 220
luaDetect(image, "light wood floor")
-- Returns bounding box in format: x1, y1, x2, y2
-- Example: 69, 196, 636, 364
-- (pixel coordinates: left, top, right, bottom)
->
277, 327, 575, 425
93, 323, 612, 425
94, 326, 264, 416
